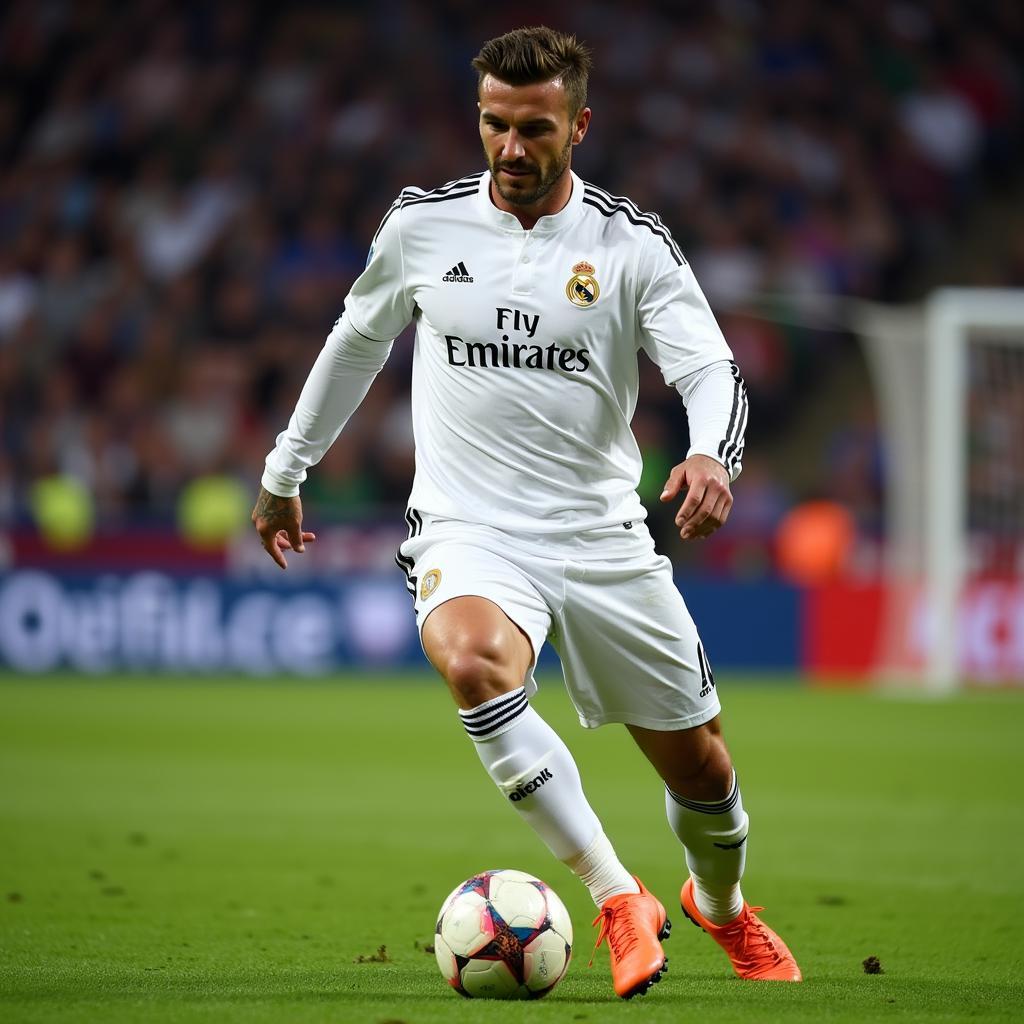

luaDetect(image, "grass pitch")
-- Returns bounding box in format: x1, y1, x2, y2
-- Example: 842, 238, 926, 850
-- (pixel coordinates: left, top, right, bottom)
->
1, 675, 1022, 1023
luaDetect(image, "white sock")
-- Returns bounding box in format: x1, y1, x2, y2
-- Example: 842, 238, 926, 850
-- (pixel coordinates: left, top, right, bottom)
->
459, 687, 637, 906
665, 770, 747, 925
564, 831, 639, 907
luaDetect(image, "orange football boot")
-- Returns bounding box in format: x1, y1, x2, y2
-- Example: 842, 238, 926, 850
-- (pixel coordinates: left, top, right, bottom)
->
680, 877, 802, 981
591, 877, 671, 998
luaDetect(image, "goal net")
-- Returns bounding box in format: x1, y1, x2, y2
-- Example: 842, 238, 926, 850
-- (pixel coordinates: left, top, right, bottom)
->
856, 288, 1024, 690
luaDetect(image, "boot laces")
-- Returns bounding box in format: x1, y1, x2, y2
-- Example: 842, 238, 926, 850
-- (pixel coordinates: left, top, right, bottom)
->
589, 903, 640, 967
723, 906, 784, 969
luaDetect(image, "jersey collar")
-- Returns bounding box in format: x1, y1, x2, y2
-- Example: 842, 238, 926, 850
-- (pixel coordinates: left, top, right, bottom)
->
475, 169, 585, 235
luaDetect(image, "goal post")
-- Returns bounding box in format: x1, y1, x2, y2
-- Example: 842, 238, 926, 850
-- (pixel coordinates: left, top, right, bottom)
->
855, 288, 1024, 690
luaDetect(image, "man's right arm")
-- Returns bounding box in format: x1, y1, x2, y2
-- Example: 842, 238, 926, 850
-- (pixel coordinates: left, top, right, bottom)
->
252, 314, 394, 568
254, 194, 414, 567
261, 314, 395, 498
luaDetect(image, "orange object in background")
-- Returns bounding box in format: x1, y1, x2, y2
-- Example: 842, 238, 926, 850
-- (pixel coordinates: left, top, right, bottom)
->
775, 500, 856, 585
804, 582, 886, 681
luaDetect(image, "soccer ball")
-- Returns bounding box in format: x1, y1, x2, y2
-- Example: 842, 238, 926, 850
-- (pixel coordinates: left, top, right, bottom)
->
434, 869, 573, 999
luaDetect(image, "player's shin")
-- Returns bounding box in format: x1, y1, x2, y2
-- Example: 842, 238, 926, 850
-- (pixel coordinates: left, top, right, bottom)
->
665, 770, 747, 925
459, 687, 638, 906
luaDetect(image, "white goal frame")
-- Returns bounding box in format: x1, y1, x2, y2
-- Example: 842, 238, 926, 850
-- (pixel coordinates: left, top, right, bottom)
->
858, 288, 1024, 690
924, 289, 1024, 690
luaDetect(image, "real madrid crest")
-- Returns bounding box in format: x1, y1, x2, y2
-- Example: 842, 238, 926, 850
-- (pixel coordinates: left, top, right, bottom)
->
420, 568, 442, 601
566, 261, 600, 308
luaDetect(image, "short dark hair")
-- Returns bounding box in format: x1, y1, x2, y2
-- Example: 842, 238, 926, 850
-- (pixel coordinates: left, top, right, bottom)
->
472, 26, 592, 116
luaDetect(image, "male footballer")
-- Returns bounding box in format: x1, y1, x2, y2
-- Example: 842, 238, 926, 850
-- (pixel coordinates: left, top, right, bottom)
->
253, 25, 800, 997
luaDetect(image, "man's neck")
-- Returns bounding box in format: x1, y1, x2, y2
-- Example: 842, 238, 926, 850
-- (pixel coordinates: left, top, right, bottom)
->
489, 170, 573, 230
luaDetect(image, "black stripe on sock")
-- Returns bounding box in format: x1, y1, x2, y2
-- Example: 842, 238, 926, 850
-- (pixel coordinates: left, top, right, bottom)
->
713, 835, 747, 850
461, 697, 528, 738
461, 694, 528, 734
666, 776, 739, 815
459, 689, 528, 736
459, 687, 526, 722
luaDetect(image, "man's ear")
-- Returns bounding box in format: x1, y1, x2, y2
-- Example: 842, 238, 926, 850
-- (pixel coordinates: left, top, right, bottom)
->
572, 107, 592, 146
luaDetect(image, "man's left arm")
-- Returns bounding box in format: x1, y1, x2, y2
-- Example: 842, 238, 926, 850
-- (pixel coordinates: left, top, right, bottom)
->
660, 360, 748, 541
634, 233, 748, 542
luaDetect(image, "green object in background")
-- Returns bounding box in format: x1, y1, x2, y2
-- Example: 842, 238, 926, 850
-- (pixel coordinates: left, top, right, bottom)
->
638, 446, 673, 505
0, 677, 1021, 1023
178, 474, 250, 547
28, 475, 95, 549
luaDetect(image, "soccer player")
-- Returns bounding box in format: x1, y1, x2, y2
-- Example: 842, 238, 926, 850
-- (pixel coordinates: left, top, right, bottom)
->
253, 26, 801, 997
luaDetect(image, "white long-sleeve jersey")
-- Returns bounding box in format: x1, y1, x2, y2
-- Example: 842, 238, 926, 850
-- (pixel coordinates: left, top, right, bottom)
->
264, 170, 748, 534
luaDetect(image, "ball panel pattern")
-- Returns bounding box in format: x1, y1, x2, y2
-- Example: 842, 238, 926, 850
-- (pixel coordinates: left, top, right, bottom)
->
458, 957, 523, 999
523, 927, 571, 994
439, 889, 494, 957
540, 884, 573, 946
488, 875, 548, 931
433, 934, 459, 985
435, 869, 573, 1000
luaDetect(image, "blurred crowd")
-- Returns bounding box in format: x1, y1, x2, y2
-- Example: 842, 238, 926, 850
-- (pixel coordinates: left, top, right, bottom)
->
0, 1, 1021, 569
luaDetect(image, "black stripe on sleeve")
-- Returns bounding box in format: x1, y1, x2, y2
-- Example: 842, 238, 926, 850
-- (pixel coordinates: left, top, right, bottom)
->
585, 183, 685, 260
718, 377, 742, 461
583, 186, 686, 266
719, 363, 748, 474
399, 186, 478, 211
371, 173, 483, 246
582, 195, 684, 267
434, 171, 487, 193
723, 394, 748, 474
370, 198, 402, 247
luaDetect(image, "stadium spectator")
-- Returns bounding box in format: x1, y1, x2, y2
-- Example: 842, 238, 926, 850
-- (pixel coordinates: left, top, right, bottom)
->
0, 0, 1020, 569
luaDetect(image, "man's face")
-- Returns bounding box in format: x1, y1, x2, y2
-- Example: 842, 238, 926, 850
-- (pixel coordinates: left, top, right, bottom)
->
478, 75, 590, 208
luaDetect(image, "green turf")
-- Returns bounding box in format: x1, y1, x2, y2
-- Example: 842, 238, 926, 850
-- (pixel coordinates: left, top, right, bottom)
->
1, 675, 1022, 1023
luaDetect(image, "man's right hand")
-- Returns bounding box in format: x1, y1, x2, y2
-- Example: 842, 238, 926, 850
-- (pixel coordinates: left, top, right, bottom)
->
251, 486, 316, 570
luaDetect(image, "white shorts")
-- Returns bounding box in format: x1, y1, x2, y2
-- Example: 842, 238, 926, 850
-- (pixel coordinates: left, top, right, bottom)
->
396, 510, 721, 731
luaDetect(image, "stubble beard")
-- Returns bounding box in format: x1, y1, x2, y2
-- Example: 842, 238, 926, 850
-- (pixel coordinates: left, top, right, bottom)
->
490, 133, 573, 208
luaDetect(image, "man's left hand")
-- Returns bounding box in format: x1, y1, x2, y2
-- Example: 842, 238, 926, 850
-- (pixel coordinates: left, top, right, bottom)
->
660, 454, 733, 541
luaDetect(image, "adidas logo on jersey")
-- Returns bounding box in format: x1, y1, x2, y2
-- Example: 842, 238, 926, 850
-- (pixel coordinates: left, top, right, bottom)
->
442, 261, 474, 283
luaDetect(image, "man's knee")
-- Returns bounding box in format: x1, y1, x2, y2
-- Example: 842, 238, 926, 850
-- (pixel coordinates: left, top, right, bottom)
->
443, 642, 522, 707
422, 596, 533, 709
677, 731, 730, 781
669, 729, 733, 797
